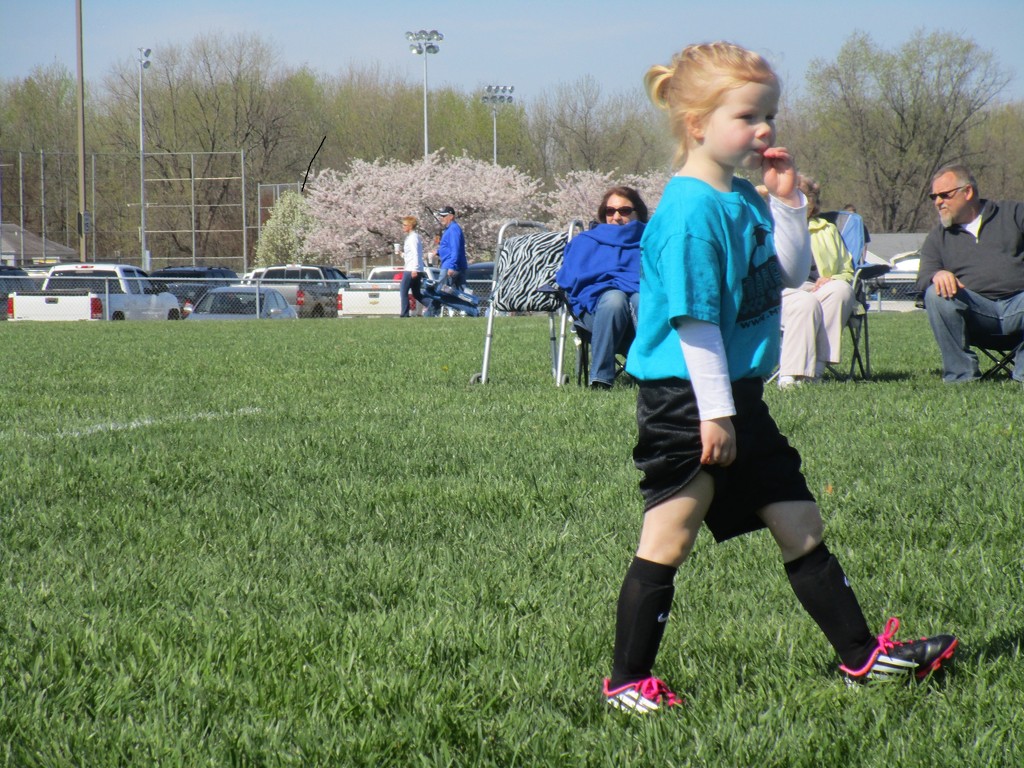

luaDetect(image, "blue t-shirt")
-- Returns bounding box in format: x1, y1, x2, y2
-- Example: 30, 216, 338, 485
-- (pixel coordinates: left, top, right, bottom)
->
626, 176, 784, 382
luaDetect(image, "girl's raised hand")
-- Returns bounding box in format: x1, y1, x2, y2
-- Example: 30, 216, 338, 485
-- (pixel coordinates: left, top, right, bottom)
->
761, 147, 800, 206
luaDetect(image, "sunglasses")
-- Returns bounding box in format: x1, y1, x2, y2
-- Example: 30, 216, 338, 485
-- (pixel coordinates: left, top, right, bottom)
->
928, 185, 967, 202
605, 206, 635, 217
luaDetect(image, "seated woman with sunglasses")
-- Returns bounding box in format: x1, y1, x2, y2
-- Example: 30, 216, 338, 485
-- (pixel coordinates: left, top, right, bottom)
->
556, 186, 649, 389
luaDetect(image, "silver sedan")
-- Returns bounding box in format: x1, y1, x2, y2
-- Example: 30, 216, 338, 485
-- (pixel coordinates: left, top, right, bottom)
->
185, 286, 298, 320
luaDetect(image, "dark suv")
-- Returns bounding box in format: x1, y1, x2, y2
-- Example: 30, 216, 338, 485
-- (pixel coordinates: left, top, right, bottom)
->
464, 261, 494, 308
151, 266, 238, 280
150, 265, 239, 315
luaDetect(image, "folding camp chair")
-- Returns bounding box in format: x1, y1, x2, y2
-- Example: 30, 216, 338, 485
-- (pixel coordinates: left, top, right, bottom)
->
470, 220, 583, 386
770, 262, 891, 385
566, 307, 631, 387
967, 329, 1022, 380
539, 284, 629, 387
821, 209, 868, 266
829, 262, 890, 380
572, 321, 596, 387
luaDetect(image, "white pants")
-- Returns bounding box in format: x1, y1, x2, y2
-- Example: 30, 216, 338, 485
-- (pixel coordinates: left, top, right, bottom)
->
780, 280, 856, 378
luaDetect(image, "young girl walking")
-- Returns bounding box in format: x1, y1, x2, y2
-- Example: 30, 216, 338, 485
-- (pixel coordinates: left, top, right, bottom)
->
603, 41, 957, 713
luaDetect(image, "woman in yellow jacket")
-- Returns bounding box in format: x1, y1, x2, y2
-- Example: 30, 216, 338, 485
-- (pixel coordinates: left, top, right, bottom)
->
778, 176, 856, 388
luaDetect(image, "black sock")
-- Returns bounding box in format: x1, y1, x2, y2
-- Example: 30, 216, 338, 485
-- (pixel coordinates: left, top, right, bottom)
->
785, 542, 875, 668
610, 557, 677, 687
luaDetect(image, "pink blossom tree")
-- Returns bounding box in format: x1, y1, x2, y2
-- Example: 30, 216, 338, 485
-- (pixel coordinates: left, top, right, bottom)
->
544, 169, 670, 228
304, 153, 543, 269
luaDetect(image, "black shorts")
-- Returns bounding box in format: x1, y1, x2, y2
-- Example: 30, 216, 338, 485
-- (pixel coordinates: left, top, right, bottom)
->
633, 378, 814, 542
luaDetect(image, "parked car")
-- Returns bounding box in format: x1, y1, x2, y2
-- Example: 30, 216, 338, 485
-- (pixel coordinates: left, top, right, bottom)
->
162, 282, 212, 316
8, 263, 180, 321
244, 264, 348, 318
465, 261, 495, 283
339, 267, 439, 317
365, 266, 404, 281
150, 265, 240, 316
367, 262, 492, 283
1, 266, 39, 320
242, 267, 267, 281
150, 265, 238, 282
464, 261, 495, 312
185, 286, 297, 320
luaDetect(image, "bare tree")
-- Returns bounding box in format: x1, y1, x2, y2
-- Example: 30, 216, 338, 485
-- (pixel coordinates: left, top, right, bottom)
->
0, 64, 79, 246
527, 76, 668, 181
100, 32, 313, 263
798, 30, 1010, 231
967, 102, 1024, 201
323, 64, 424, 168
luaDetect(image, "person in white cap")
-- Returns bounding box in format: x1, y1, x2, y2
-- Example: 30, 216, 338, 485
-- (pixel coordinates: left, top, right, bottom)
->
435, 205, 468, 295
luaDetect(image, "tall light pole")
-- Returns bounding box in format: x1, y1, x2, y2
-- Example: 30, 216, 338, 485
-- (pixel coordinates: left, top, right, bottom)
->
405, 30, 443, 162
138, 47, 151, 269
75, 0, 88, 262
481, 85, 514, 165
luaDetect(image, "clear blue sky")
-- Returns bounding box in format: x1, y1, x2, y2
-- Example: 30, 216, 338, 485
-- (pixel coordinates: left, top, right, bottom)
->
3, 0, 1023, 103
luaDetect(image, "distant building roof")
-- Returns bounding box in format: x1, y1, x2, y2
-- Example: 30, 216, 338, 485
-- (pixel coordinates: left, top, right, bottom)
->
1, 223, 78, 265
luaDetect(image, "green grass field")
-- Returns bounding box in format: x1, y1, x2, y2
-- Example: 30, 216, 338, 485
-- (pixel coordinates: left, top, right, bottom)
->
1, 313, 1021, 767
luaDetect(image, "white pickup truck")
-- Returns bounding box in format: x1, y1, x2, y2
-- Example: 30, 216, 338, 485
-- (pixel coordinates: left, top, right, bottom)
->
337, 267, 437, 317
7, 263, 182, 321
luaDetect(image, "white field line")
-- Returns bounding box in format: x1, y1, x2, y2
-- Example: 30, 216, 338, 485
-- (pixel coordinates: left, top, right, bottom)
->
48, 406, 263, 439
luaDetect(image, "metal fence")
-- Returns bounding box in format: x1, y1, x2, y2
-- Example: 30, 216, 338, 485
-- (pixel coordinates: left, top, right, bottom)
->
867, 272, 922, 311
8, 270, 920, 322
4, 274, 495, 321
0, 148, 248, 272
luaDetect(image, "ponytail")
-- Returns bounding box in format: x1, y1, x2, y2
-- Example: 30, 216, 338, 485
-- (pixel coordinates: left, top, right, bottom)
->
644, 64, 675, 111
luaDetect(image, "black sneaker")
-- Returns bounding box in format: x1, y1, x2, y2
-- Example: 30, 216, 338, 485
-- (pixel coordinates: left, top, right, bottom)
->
840, 617, 958, 682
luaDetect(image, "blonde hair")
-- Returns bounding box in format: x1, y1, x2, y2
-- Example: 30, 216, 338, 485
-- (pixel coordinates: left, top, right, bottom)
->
645, 41, 780, 167
401, 216, 418, 229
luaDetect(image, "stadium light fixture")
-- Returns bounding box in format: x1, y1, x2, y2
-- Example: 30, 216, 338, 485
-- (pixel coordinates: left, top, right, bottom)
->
138, 47, 152, 269
481, 85, 515, 165
405, 30, 444, 162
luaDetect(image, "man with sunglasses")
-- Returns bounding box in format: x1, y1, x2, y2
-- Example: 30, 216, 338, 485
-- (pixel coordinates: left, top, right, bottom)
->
916, 164, 1024, 382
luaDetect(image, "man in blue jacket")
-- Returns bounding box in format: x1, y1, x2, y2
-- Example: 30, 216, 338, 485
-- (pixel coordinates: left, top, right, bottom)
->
917, 164, 1024, 382
435, 205, 468, 291
556, 187, 647, 389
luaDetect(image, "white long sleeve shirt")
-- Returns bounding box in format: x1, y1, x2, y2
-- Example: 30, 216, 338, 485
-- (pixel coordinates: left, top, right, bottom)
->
402, 231, 424, 272
678, 193, 811, 420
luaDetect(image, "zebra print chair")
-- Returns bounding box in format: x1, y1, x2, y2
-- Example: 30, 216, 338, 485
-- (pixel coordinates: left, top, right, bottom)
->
470, 220, 582, 385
